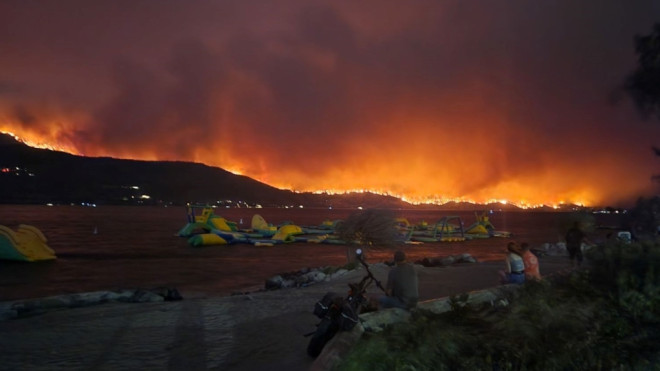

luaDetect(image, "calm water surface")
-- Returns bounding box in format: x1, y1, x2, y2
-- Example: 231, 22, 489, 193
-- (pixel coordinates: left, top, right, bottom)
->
0, 205, 621, 301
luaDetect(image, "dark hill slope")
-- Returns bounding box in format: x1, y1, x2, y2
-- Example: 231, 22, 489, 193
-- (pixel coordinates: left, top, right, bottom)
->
0, 134, 297, 206
0, 134, 411, 208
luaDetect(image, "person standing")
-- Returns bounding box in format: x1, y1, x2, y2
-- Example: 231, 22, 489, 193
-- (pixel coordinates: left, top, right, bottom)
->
520, 242, 541, 281
500, 241, 525, 284
378, 250, 419, 310
565, 222, 587, 268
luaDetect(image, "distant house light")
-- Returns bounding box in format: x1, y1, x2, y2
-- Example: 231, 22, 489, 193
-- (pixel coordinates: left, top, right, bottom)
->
357, 206, 363, 210
140, 195, 150, 199
131, 186, 139, 190
299, 205, 304, 208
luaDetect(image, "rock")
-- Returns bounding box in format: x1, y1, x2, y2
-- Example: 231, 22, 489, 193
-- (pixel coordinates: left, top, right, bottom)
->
295, 275, 310, 286
329, 269, 348, 280
303, 270, 327, 284
312, 323, 365, 371
359, 308, 412, 333
280, 279, 296, 288
457, 254, 477, 264
441, 256, 456, 266
428, 257, 441, 266
147, 287, 183, 301
164, 288, 183, 301
128, 289, 165, 303
419, 257, 432, 267
417, 297, 452, 313
265, 275, 284, 290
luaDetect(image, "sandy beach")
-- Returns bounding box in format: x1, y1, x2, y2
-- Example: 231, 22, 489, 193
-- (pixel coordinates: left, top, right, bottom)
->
0, 255, 573, 370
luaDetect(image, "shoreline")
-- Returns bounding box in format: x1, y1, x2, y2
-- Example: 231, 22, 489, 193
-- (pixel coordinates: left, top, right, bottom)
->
0, 255, 573, 369
0, 249, 569, 317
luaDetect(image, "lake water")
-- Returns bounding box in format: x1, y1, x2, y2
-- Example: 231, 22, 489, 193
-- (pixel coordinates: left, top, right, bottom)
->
0, 205, 622, 301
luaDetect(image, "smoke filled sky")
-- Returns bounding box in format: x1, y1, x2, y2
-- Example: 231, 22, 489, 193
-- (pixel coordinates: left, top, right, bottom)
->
2, 1, 660, 207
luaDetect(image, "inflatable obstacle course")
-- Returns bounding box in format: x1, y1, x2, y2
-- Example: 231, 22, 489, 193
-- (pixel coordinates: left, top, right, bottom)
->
178, 205, 308, 247
409, 216, 467, 242
464, 211, 512, 239
0, 224, 56, 262
251, 214, 277, 237
177, 206, 511, 248
177, 205, 240, 237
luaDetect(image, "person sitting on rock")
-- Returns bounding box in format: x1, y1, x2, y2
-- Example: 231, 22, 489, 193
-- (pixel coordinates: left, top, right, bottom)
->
520, 242, 541, 281
378, 250, 419, 310
499, 241, 525, 284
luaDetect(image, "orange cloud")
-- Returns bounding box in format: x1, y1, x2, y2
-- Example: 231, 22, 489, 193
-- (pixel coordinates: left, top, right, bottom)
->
1, 1, 659, 207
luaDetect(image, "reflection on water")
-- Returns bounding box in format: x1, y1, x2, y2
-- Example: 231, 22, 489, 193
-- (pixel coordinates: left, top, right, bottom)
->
0, 205, 621, 301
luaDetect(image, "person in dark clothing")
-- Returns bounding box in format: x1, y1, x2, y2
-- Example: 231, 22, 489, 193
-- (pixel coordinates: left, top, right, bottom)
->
565, 222, 588, 268
378, 250, 419, 310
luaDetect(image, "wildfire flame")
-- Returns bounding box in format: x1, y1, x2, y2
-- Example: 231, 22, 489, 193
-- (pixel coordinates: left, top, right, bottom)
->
1, 127, 601, 208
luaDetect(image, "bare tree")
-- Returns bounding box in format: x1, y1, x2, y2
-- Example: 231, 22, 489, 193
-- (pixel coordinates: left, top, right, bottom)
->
336, 209, 399, 263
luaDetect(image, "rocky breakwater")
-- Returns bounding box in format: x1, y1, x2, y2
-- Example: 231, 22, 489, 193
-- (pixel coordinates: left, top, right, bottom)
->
416, 253, 478, 267
0, 287, 182, 321
263, 253, 479, 290
264, 266, 352, 290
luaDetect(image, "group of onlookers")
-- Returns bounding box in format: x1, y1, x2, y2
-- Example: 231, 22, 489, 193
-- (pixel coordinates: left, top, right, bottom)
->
499, 241, 541, 284
500, 221, 590, 284
376, 221, 591, 310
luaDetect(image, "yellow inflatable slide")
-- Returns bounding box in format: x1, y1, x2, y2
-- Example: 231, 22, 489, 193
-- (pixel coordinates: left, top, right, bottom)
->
0, 224, 56, 262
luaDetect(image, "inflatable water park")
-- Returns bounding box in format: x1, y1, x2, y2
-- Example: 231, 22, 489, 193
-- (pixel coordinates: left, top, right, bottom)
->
177, 205, 342, 247
0, 224, 56, 262
177, 205, 511, 247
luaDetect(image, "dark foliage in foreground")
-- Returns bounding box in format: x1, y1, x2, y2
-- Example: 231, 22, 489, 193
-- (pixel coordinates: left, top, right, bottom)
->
336, 241, 660, 370
625, 196, 660, 238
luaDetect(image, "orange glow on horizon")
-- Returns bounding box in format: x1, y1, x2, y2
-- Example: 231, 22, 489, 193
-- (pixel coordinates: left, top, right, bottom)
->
1, 127, 619, 208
